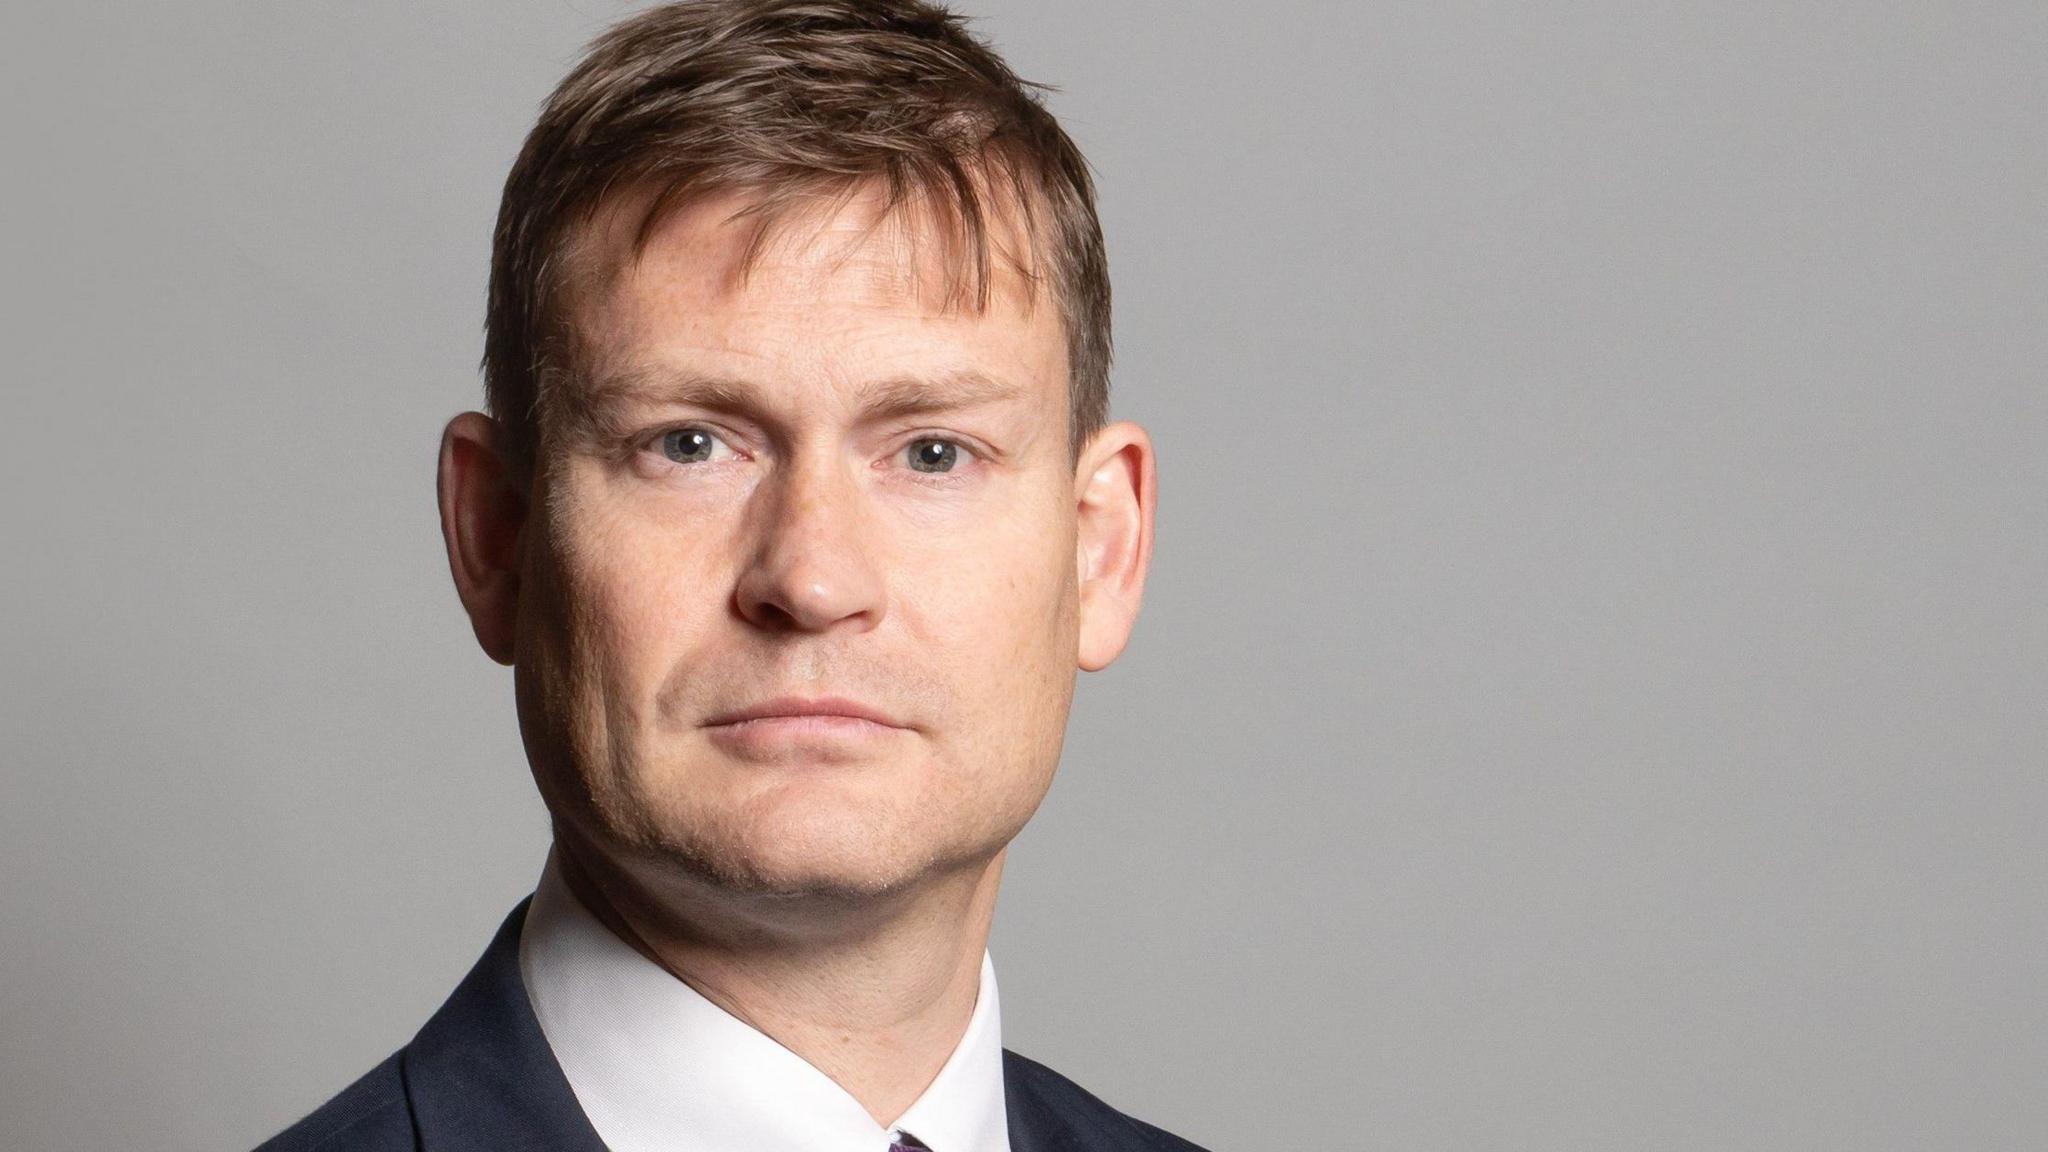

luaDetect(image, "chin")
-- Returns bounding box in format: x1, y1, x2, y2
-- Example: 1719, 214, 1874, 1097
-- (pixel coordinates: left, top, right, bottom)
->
624, 781, 959, 901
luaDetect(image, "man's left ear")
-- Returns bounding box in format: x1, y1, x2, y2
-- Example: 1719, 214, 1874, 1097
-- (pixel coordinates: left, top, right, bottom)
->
1074, 420, 1158, 671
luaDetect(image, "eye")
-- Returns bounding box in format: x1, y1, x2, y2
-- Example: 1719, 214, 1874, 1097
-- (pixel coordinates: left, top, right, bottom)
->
658, 426, 736, 464
905, 437, 964, 474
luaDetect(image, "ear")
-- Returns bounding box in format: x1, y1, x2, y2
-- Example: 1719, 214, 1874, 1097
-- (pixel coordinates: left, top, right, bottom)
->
1073, 420, 1158, 672
437, 412, 528, 666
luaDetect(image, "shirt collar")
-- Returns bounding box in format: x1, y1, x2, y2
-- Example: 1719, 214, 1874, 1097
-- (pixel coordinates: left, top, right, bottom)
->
518, 852, 1011, 1152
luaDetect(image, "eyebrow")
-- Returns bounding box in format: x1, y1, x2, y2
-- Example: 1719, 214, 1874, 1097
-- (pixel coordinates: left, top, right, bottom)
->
857, 371, 1027, 420
560, 363, 1029, 443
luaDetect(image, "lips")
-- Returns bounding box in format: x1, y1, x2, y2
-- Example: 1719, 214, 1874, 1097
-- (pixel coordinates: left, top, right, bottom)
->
702, 696, 909, 730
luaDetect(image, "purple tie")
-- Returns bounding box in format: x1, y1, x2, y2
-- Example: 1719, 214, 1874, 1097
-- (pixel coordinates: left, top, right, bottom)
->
889, 1137, 929, 1152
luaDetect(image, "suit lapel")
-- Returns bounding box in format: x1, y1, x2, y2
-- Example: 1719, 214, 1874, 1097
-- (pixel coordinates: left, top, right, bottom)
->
400, 898, 609, 1152
1005, 1049, 1092, 1152
397, 900, 1116, 1152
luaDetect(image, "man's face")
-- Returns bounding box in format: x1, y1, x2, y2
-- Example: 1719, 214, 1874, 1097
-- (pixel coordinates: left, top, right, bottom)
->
514, 188, 1083, 900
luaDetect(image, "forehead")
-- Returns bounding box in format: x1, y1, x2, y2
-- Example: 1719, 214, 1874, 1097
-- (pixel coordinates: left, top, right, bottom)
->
561, 182, 1066, 404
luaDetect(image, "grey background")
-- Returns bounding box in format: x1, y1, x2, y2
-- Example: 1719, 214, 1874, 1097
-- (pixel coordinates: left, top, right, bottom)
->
3, 1, 2043, 1148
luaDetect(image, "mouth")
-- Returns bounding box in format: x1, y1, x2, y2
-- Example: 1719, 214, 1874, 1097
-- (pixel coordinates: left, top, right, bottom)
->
702, 696, 909, 730
699, 697, 913, 758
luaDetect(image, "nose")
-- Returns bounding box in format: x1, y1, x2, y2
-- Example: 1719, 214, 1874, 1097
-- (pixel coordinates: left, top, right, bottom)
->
733, 451, 886, 634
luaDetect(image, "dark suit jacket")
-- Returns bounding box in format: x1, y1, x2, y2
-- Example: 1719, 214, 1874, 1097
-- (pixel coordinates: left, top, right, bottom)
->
257, 900, 1209, 1151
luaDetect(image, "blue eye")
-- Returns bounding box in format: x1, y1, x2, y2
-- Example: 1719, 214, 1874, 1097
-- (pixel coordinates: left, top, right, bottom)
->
660, 427, 727, 464
907, 438, 960, 473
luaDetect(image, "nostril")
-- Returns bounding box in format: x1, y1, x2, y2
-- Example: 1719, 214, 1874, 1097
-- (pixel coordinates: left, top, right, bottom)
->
738, 596, 796, 630
736, 566, 865, 633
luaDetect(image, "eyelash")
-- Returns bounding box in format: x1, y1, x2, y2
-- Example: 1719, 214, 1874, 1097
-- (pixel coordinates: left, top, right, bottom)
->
638, 426, 983, 479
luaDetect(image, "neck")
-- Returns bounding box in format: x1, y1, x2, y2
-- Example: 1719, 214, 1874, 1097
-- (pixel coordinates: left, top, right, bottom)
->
553, 834, 1003, 1127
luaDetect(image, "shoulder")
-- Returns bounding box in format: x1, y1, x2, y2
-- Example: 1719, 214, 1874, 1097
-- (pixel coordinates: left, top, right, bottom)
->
253, 1051, 415, 1152
1003, 1049, 1214, 1152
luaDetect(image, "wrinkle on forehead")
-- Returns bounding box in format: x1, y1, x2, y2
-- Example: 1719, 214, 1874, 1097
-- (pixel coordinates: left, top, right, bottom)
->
568, 176, 1051, 342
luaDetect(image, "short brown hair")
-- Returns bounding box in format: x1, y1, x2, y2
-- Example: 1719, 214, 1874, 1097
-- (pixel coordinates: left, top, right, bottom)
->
483, 0, 1111, 483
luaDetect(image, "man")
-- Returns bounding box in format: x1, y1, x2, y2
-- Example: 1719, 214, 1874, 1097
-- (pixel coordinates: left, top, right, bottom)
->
260, 1, 1197, 1150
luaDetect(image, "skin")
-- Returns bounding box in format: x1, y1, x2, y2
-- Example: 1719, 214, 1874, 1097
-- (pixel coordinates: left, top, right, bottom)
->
437, 183, 1155, 1125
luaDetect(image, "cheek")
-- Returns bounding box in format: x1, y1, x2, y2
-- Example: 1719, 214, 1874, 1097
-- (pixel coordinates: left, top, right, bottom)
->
899, 494, 1072, 637
901, 504, 1078, 743
554, 490, 727, 702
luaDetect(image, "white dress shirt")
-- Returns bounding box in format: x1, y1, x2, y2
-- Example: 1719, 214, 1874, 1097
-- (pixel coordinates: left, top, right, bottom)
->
518, 853, 1012, 1152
